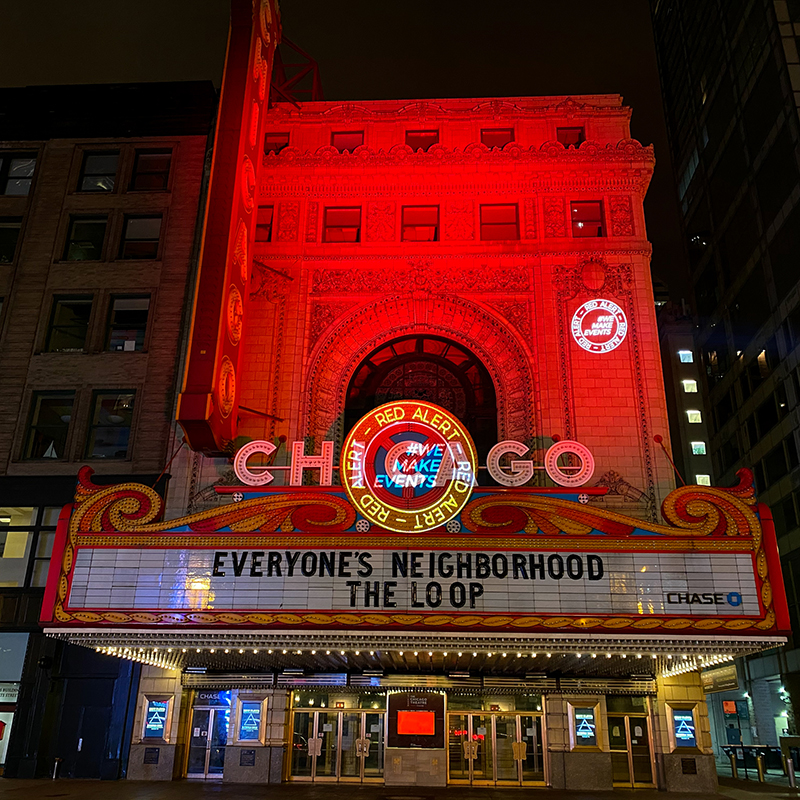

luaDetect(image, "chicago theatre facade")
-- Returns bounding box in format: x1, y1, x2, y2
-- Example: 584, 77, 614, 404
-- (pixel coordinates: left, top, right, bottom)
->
37, 6, 789, 791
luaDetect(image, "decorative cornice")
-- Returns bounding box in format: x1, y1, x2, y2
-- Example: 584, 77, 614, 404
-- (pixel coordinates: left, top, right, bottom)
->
262, 139, 654, 170
265, 97, 631, 121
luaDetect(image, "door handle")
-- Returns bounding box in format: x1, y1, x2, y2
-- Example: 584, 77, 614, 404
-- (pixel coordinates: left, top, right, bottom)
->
308, 737, 323, 757
356, 738, 371, 756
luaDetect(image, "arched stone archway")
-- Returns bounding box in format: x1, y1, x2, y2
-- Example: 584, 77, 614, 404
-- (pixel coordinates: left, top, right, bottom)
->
302, 294, 538, 451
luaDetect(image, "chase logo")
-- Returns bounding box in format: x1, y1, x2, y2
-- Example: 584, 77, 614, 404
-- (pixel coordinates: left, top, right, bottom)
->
666, 592, 743, 607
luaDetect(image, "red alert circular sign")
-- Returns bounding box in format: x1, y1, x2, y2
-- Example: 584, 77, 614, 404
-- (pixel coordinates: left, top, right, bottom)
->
571, 299, 628, 353
341, 401, 478, 533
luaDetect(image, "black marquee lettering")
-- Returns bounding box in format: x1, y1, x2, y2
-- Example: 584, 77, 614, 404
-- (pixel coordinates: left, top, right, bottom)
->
319, 552, 334, 577
346, 581, 361, 607
450, 582, 466, 608
383, 581, 397, 607
512, 554, 528, 579
392, 552, 408, 578
357, 552, 373, 577
426, 581, 442, 607
338, 552, 352, 577
267, 552, 282, 577
301, 552, 317, 576
285, 551, 300, 576
212, 552, 227, 577
587, 555, 604, 580
469, 582, 484, 608
566, 554, 583, 579
547, 554, 564, 579
250, 551, 264, 577
232, 552, 248, 577
476, 553, 491, 579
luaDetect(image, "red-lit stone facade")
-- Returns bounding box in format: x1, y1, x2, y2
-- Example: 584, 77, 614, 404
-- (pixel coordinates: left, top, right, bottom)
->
238, 96, 669, 518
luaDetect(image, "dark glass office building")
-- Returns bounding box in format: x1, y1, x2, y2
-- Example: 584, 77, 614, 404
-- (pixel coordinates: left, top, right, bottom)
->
651, 0, 800, 761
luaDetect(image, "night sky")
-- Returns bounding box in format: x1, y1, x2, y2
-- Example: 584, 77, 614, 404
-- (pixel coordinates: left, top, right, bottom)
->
0, 0, 687, 294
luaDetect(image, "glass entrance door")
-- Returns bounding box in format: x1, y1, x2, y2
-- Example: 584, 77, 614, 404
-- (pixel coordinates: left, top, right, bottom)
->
608, 715, 654, 787
289, 710, 384, 782
447, 713, 545, 785
186, 707, 229, 779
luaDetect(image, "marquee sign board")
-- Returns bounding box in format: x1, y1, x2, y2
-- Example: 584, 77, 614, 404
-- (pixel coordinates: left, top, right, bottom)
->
41, 457, 790, 638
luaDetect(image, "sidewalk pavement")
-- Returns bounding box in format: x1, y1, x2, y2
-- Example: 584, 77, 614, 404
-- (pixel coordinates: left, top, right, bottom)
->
0, 777, 793, 800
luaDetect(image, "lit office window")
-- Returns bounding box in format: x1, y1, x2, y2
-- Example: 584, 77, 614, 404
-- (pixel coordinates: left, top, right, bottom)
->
678, 350, 693, 363
691, 441, 707, 455
696, 475, 711, 486
686, 410, 702, 423
682, 379, 698, 393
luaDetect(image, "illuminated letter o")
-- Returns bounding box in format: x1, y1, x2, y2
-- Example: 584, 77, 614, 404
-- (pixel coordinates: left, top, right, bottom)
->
544, 440, 595, 487
234, 440, 277, 486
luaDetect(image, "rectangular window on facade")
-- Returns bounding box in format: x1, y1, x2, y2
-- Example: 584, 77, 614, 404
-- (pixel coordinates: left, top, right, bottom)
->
686, 409, 702, 423
120, 216, 162, 259
331, 131, 364, 152
691, 441, 707, 455
481, 128, 514, 148
108, 296, 150, 351
557, 127, 585, 147
323, 207, 361, 243
0, 506, 59, 588
264, 133, 289, 153
405, 130, 439, 151
678, 350, 694, 363
480, 204, 519, 240
255, 206, 273, 242
682, 379, 698, 393
571, 201, 605, 237
695, 474, 712, 486
24, 392, 75, 459
0, 154, 36, 195
402, 206, 438, 241
130, 150, 172, 191
85, 391, 135, 459
78, 151, 119, 192
46, 296, 93, 353
0, 218, 22, 263
64, 216, 107, 261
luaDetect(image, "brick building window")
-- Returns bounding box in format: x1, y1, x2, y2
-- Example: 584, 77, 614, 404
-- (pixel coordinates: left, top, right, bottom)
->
120, 216, 162, 259
481, 128, 514, 148
0, 506, 61, 587
686, 409, 702, 423
691, 441, 707, 455
255, 206, 273, 242
265, 133, 289, 153
23, 392, 75, 459
405, 130, 439, 151
678, 350, 694, 362
45, 296, 93, 353
64, 216, 107, 261
78, 151, 119, 192
480, 204, 519, 240
323, 207, 361, 243
682, 379, 698, 393
0, 218, 21, 263
571, 201, 605, 237
86, 391, 135, 459
557, 127, 585, 147
107, 296, 150, 351
0, 154, 36, 195
331, 131, 363, 152
130, 150, 172, 191
402, 206, 439, 241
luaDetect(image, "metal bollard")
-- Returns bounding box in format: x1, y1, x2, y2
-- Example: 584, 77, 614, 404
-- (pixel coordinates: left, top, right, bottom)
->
788, 758, 797, 789
729, 752, 738, 779
51, 757, 62, 780
756, 754, 766, 782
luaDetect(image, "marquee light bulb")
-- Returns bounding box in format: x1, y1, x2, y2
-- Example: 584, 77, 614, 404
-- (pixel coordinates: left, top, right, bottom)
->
210, 649, 216, 653
283, 649, 288, 654
369, 650, 374, 655
546, 653, 552, 658
399, 651, 403, 656
428, 652, 433, 656
341, 650, 345, 655
458, 652, 463, 656
224, 649, 229, 654
472, 652, 477, 657
311, 650, 316, 655
268, 649, 273, 654
414, 651, 418, 656
196, 648, 200, 653
326, 650, 330, 655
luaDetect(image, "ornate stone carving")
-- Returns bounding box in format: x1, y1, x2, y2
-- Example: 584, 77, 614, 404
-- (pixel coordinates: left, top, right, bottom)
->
543, 197, 566, 238
312, 262, 528, 294
496, 301, 531, 334
303, 295, 536, 455
609, 195, 635, 236
308, 301, 357, 352
305, 201, 318, 243
277, 201, 300, 241
250, 259, 292, 301
553, 257, 633, 300
444, 200, 475, 240
366, 201, 396, 241
263, 140, 653, 170
523, 198, 537, 239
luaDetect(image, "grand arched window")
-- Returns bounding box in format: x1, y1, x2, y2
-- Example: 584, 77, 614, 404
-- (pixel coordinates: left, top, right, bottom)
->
344, 335, 498, 464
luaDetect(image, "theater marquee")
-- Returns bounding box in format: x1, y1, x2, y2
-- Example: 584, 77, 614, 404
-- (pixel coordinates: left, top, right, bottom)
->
41, 400, 789, 638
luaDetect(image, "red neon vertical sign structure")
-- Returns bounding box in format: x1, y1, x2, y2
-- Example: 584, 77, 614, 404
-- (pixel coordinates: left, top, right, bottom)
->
177, 0, 280, 452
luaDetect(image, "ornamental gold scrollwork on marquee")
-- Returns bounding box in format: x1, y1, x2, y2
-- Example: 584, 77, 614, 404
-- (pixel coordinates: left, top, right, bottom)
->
52, 467, 778, 634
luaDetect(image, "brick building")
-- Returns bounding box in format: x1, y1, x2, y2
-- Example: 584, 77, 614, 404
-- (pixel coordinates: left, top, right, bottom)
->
0, 81, 215, 778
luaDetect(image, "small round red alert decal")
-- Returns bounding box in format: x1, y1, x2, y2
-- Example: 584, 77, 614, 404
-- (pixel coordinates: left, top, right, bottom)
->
571, 299, 628, 353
